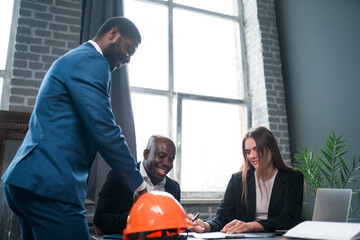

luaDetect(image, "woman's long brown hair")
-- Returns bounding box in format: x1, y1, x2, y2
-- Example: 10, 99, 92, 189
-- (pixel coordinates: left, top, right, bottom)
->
239, 126, 293, 210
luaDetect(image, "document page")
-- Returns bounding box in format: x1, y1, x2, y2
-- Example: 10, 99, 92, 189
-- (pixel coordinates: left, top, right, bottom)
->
184, 232, 278, 239
191, 232, 245, 239
283, 221, 360, 240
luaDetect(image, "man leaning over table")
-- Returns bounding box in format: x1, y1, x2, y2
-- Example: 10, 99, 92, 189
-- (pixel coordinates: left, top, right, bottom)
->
1, 17, 147, 240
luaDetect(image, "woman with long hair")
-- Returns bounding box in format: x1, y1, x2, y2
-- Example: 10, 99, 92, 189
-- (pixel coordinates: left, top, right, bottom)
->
188, 126, 303, 233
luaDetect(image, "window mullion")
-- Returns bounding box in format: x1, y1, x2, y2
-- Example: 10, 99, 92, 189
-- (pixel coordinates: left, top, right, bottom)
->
1, 0, 20, 110
175, 94, 182, 183
168, 0, 174, 139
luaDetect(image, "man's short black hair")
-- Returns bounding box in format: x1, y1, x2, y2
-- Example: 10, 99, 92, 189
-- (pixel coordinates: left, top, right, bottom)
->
96, 17, 141, 44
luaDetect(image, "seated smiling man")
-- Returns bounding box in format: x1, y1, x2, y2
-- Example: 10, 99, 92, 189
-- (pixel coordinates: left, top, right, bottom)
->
93, 135, 180, 235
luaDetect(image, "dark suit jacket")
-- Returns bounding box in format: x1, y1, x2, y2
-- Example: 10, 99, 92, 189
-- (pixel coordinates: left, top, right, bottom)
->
94, 162, 181, 234
207, 168, 303, 232
1, 42, 143, 207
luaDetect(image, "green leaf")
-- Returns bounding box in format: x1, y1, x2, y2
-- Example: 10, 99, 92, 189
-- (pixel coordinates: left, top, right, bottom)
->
295, 133, 360, 221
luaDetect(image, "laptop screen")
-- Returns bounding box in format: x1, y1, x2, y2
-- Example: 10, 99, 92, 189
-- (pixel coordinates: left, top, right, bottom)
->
312, 188, 352, 222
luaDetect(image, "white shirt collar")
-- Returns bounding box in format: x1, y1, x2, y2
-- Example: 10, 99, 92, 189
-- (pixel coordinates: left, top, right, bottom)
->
140, 162, 166, 190
88, 40, 103, 55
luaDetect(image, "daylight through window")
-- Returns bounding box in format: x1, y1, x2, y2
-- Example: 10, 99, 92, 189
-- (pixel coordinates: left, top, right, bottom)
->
124, 0, 249, 199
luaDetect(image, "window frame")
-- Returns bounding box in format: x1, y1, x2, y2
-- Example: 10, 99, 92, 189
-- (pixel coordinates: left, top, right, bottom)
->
1, 0, 20, 110
127, 0, 251, 200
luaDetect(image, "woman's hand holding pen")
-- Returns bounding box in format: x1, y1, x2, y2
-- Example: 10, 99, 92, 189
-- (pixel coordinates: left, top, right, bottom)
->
186, 213, 210, 233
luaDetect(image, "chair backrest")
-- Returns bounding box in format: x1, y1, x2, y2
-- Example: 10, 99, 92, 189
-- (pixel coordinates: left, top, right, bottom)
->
0, 110, 31, 175
0, 110, 31, 240
312, 188, 352, 222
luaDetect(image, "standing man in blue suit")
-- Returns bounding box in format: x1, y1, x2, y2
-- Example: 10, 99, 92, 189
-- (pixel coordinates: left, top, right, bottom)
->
1, 17, 147, 240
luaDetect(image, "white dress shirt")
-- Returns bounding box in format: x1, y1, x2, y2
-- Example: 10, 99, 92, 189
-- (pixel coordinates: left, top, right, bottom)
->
140, 162, 166, 192
88, 40, 103, 55
254, 168, 278, 220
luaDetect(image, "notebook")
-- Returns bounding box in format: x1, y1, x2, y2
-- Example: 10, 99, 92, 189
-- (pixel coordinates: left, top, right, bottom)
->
312, 188, 352, 222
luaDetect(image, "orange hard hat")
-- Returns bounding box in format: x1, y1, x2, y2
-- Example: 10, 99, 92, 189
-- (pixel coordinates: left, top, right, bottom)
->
123, 191, 189, 240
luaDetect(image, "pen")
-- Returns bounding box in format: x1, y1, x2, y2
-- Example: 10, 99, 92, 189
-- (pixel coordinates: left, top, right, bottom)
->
192, 212, 200, 222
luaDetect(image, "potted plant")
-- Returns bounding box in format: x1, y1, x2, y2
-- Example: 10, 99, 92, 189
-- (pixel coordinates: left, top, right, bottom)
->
294, 132, 360, 221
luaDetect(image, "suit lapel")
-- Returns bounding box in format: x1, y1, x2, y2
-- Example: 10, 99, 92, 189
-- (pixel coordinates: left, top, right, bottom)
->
268, 170, 289, 214
247, 170, 256, 219
164, 176, 171, 192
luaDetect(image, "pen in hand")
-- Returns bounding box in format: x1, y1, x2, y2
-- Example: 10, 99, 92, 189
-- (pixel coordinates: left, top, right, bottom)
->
191, 212, 200, 222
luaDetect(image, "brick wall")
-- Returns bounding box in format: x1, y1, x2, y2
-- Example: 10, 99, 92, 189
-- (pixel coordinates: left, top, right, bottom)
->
9, 0, 82, 112
183, 202, 219, 220
243, 0, 291, 163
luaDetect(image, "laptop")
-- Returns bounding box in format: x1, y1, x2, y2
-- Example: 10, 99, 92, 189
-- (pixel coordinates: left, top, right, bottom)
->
312, 188, 352, 222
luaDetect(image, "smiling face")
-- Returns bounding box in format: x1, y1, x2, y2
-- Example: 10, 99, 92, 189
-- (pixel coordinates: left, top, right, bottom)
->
244, 137, 273, 171
143, 137, 176, 186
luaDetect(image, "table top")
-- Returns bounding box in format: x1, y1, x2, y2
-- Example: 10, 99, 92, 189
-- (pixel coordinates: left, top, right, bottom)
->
90, 232, 298, 240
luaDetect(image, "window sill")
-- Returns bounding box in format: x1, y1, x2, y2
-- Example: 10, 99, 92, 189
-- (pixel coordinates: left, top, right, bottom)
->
181, 198, 221, 205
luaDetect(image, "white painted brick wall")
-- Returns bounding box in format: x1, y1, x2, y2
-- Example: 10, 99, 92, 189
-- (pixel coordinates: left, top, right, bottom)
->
242, 0, 291, 163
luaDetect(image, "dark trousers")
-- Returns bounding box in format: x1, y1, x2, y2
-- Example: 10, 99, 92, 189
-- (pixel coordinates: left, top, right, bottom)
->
3, 183, 89, 240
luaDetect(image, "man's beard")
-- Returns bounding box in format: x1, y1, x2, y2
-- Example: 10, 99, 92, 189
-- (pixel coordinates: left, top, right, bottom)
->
104, 38, 127, 72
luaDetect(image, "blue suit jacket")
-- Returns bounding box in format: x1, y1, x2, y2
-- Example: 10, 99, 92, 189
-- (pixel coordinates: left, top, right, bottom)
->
1, 42, 143, 207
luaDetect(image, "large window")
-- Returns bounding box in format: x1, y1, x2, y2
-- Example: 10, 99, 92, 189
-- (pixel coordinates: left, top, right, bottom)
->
124, 0, 249, 199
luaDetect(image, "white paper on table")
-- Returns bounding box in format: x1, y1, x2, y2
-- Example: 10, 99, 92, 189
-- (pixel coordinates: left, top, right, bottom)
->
182, 232, 278, 239
283, 221, 360, 240
189, 232, 245, 239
